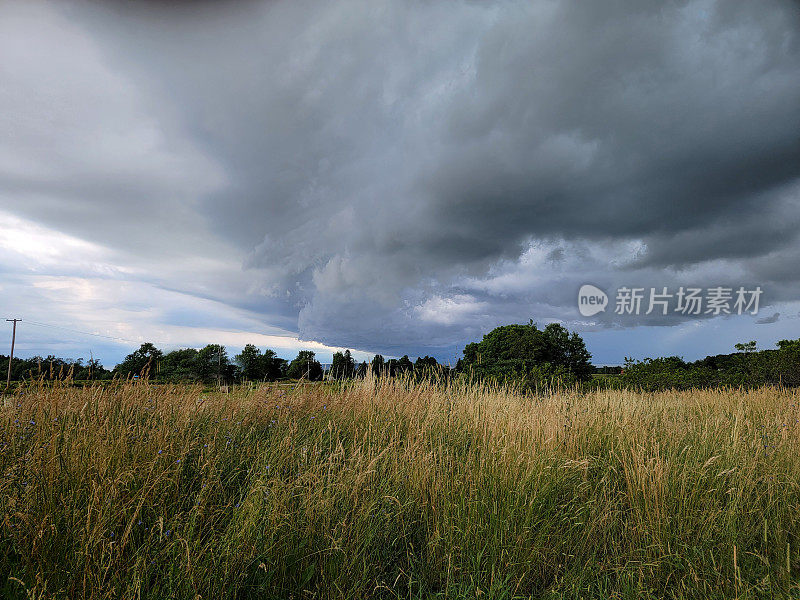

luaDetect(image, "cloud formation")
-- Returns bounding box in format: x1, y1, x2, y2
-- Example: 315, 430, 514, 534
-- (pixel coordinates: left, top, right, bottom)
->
756, 312, 781, 325
2, 0, 800, 364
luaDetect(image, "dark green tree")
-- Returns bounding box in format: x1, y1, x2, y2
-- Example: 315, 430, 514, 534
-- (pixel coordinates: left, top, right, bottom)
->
413, 355, 443, 380
262, 350, 288, 381
195, 345, 232, 384
371, 354, 385, 376
160, 348, 200, 382
115, 343, 164, 379
778, 339, 800, 351
414, 355, 438, 370
461, 321, 592, 384
330, 349, 356, 380
735, 341, 757, 354
287, 350, 322, 381
355, 361, 368, 378
235, 344, 265, 380
387, 354, 414, 375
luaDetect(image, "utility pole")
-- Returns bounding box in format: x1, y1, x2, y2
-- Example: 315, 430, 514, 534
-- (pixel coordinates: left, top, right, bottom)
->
5, 319, 21, 391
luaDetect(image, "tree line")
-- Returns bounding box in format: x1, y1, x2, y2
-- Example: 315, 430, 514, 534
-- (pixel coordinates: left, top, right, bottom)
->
0, 342, 452, 385
3, 320, 797, 390
0, 355, 109, 382
0, 322, 590, 387
612, 338, 800, 391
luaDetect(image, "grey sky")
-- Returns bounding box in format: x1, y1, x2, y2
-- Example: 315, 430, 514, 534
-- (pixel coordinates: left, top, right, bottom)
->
1, 0, 799, 366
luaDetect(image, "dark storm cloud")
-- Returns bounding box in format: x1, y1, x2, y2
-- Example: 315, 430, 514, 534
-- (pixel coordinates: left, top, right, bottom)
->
424, 2, 800, 246
756, 312, 780, 324
3, 0, 800, 358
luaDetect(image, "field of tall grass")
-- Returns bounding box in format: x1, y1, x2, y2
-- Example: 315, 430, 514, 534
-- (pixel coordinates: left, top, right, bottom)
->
1, 378, 799, 599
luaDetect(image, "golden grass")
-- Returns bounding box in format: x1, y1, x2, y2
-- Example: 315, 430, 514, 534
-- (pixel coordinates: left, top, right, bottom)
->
1, 377, 799, 598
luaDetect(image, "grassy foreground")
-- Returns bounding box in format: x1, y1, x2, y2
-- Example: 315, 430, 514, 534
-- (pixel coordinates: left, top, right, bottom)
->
1, 379, 799, 599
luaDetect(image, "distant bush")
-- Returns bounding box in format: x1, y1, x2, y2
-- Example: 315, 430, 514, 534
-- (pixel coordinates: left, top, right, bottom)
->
619, 340, 800, 391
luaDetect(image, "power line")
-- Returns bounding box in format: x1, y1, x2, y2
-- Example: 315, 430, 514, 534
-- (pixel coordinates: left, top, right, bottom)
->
24, 320, 179, 348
